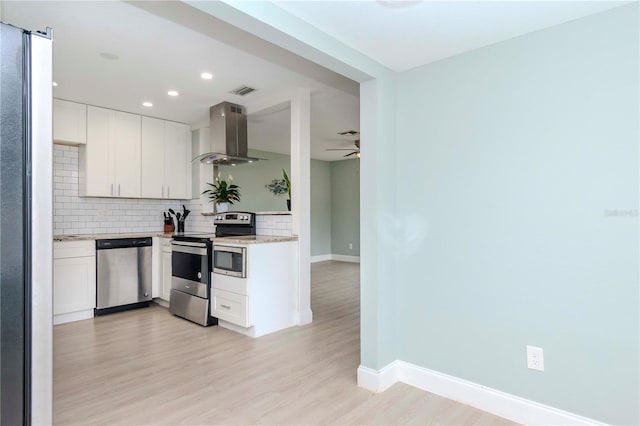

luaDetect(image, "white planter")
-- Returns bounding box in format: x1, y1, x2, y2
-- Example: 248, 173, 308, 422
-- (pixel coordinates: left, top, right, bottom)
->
216, 202, 229, 213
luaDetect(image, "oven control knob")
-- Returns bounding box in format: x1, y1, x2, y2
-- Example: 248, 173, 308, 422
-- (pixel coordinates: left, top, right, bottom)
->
144, 292, 148, 297
197, 272, 202, 279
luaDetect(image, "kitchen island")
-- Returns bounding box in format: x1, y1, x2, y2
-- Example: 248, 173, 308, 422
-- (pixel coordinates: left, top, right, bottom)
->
211, 237, 298, 338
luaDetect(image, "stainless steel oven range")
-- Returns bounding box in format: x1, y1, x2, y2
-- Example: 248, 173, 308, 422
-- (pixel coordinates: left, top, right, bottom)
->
169, 235, 217, 326
169, 212, 256, 326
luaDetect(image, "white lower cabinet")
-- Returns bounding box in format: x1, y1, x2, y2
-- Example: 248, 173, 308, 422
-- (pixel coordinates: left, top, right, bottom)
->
212, 289, 249, 327
152, 237, 172, 303
53, 241, 96, 325
211, 241, 297, 337
162, 250, 172, 301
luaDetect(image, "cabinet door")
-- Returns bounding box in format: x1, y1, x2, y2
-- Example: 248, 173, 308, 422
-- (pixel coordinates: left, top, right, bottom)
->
141, 117, 165, 198
112, 110, 141, 198
164, 121, 190, 199
161, 251, 172, 301
82, 106, 113, 196
53, 99, 87, 145
53, 257, 96, 315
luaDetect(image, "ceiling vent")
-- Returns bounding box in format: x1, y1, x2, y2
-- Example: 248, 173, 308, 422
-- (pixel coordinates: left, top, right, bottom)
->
230, 85, 257, 96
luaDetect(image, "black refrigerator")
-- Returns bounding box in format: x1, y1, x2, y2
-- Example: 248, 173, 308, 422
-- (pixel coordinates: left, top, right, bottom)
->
0, 22, 53, 425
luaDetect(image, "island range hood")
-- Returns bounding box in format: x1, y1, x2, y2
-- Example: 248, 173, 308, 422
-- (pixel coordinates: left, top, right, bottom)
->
195, 101, 260, 165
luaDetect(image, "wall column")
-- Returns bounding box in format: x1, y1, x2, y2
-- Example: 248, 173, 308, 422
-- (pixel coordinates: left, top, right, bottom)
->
291, 89, 312, 324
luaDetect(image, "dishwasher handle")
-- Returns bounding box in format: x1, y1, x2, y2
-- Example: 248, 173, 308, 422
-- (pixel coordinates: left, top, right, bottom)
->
96, 237, 152, 250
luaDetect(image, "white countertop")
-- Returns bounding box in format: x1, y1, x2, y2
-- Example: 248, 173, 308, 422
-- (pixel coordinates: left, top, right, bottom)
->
211, 235, 297, 244
254, 211, 291, 215
53, 232, 297, 245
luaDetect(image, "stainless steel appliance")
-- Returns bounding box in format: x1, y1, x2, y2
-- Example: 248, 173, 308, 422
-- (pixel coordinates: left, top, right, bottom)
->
169, 212, 256, 326
0, 22, 53, 424
95, 237, 152, 315
170, 235, 217, 326
194, 102, 260, 165
213, 245, 247, 278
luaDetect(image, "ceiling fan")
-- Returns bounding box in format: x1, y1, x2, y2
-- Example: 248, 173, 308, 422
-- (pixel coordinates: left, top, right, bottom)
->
326, 131, 361, 158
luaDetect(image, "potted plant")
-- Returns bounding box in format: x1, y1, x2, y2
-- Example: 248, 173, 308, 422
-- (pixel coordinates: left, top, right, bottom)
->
266, 169, 291, 211
202, 175, 240, 213
282, 169, 291, 211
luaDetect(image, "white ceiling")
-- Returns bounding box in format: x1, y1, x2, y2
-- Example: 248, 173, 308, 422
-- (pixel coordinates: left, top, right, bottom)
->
1, 0, 360, 161
2, 1, 629, 162
275, 1, 630, 72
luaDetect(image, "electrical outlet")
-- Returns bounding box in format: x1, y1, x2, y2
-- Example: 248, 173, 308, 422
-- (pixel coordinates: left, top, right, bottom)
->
348, 243, 353, 250
526, 345, 544, 371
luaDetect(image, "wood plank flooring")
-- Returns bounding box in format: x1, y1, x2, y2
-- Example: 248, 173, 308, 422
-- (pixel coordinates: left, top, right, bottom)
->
53, 261, 515, 425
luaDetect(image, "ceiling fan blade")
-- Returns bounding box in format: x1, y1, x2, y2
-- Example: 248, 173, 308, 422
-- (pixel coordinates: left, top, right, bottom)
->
343, 151, 357, 157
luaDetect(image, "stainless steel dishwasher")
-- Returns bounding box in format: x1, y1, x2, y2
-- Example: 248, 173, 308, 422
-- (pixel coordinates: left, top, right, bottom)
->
95, 237, 152, 315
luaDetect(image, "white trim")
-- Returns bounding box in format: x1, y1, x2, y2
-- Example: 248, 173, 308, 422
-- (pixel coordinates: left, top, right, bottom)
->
30, 31, 53, 426
357, 361, 400, 393
331, 254, 360, 263
357, 361, 604, 426
298, 308, 313, 325
310, 254, 332, 263
53, 309, 94, 325
310, 254, 361, 263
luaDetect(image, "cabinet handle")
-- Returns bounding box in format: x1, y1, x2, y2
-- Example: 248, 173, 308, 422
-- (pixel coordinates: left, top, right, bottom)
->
221, 304, 231, 309
162, 186, 164, 198
118, 184, 121, 196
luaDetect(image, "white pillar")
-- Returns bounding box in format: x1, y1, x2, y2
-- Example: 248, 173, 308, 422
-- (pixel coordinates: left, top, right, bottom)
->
290, 89, 312, 324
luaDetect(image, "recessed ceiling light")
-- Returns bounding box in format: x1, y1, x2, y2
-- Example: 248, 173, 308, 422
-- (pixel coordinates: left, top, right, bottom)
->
99, 52, 119, 60
167, 90, 179, 97
201, 72, 213, 80
52, 81, 58, 87
142, 102, 153, 107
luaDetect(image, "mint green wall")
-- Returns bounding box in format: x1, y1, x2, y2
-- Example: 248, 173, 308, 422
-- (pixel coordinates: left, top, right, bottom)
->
330, 159, 360, 256
394, 5, 638, 424
217, 149, 332, 256
217, 149, 291, 213
311, 160, 331, 256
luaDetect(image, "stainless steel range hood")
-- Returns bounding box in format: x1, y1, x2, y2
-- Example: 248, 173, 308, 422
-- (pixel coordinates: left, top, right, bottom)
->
195, 101, 260, 165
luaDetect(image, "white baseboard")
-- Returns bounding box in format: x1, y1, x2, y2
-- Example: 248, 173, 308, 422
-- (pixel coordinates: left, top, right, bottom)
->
310, 254, 332, 263
357, 361, 400, 393
332, 254, 360, 263
311, 254, 360, 263
357, 360, 603, 426
53, 309, 94, 325
297, 308, 313, 325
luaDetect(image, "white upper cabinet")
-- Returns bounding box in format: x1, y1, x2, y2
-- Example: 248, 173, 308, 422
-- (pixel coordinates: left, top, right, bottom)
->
141, 116, 190, 199
141, 117, 165, 198
164, 121, 190, 199
80, 106, 141, 197
53, 99, 87, 145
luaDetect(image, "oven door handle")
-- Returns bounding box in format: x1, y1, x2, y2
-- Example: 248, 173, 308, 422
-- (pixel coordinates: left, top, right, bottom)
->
213, 245, 245, 255
172, 244, 207, 256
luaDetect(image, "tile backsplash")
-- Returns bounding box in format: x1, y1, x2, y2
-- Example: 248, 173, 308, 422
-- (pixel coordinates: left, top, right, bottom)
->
53, 145, 212, 235
256, 214, 292, 237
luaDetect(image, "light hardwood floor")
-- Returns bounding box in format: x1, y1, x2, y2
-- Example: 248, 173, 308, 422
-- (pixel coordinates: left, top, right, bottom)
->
53, 261, 515, 425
